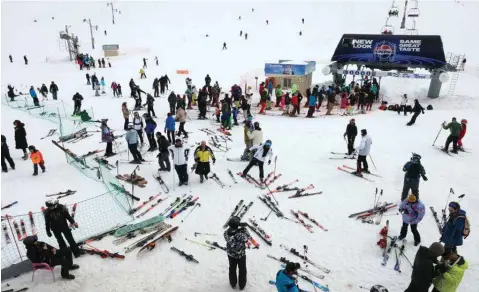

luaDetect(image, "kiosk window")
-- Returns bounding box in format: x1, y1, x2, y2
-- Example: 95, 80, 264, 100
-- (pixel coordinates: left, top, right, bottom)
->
283, 78, 292, 88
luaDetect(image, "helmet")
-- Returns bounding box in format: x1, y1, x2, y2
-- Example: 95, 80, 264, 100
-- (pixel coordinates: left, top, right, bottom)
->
461, 119, 467, 124
370, 285, 389, 292
228, 216, 241, 228
45, 199, 59, 208
411, 153, 421, 163
253, 122, 260, 128
264, 140, 272, 147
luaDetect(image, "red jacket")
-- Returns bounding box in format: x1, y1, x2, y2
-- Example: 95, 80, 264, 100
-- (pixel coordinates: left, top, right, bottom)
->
459, 124, 467, 139
291, 94, 299, 106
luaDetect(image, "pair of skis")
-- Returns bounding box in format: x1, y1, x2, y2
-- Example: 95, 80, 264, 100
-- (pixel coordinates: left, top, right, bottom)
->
337, 165, 379, 182
153, 173, 170, 193
210, 173, 228, 188
279, 245, 331, 274
129, 194, 162, 215
267, 254, 326, 279
270, 184, 314, 196
40, 128, 57, 140
247, 218, 272, 245
136, 226, 179, 256
45, 190, 77, 199
222, 200, 245, 228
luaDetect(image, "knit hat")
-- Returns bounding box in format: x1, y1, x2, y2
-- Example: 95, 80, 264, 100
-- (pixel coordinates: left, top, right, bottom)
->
407, 194, 417, 203
428, 242, 445, 257
449, 201, 460, 210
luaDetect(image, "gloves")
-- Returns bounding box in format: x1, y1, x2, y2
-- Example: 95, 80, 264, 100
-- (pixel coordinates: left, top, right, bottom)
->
213, 158, 216, 164
46, 230, 52, 237
268, 160, 271, 165
422, 175, 428, 181
239, 222, 248, 227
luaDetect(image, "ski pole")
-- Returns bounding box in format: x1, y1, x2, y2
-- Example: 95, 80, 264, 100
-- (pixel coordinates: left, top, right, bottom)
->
261, 210, 273, 221
182, 203, 201, 223
264, 181, 279, 205
194, 232, 217, 237
374, 187, 378, 209
432, 125, 442, 146
458, 194, 466, 203
369, 154, 377, 170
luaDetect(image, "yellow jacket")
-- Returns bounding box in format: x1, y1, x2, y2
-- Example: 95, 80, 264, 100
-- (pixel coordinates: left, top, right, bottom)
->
139, 69, 145, 74
194, 146, 215, 162
433, 257, 468, 292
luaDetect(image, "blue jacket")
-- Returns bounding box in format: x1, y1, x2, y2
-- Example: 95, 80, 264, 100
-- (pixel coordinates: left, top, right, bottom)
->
145, 120, 157, 134
308, 95, 316, 106
399, 199, 425, 225
275, 270, 299, 292
29, 89, 37, 98
164, 116, 175, 131
441, 209, 467, 247
125, 129, 139, 145
100, 79, 106, 86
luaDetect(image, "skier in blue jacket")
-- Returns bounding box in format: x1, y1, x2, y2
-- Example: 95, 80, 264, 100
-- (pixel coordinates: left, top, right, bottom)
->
164, 113, 176, 144
143, 114, 157, 151
29, 86, 40, 106
398, 194, 425, 245
306, 95, 316, 117
275, 262, 301, 292
440, 202, 469, 253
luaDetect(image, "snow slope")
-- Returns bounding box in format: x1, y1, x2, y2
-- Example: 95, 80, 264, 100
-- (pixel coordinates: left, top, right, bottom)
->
1, 1, 479, 291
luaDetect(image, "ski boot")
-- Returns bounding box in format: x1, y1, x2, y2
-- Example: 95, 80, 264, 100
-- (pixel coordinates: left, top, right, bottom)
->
351, 171, 363, 177
458, 146, 465, 152
200, 175, 204, 183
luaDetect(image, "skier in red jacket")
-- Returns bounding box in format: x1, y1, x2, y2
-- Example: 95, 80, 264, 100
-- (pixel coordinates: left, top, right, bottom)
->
458, 119, 467, 151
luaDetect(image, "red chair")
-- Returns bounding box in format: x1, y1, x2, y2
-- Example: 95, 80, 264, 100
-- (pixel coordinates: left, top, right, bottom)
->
32, 263, 56, 282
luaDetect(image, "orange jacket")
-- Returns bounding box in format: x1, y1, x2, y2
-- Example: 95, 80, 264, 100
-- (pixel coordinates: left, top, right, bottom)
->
30, 150, 44, 164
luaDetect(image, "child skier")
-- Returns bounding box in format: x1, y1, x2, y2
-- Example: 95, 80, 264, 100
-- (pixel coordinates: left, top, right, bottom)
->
28, 145, 45, 176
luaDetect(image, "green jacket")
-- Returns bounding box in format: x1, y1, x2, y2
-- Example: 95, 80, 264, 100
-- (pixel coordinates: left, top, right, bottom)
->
433, 257, 468, 292
275, 88, 282, 97
443, 121, 461, 137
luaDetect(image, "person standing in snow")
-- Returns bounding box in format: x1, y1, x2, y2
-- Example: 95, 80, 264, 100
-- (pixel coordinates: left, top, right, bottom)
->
144, 93, 156, 118
39, 84, 49, 100
100, 77, 106, 93
399, 94, 408, 116
101, 120, 115, 157
29, 86, 40, 106
86, 73, 91, 85
223, 42, 227, 50
140, 68, 147, 79
440, 202, 470, 253
404, 242, 444, 292
168, 138, 190, 186
193, 141, 215, 183
117, 83, 123, 97
125, 124, 144, 163
175, 107, 188, 138
401, 153, 427, 201
43, 199, 82, 258
156, 132, 171, 172
143, 57, 148, 68
224, 216, 251, 290
205, 74, 212, 87
432, 248, 469, 292
247, 122, 263, 148
1, 135, 15, 172
457, 119, 467, 151
28, 145, 46, 175
72, 92, 83, 115
353, 129, 372, 177
101, 58, 106, 68
13, 120, 29, 160
241, 119, 254, 161
153, 77, 160, 97
164, 113, 176, 144
164, 74, 171, 91
406, 99, 425, 126
343, 119, 358, 156
121, 102, 130, 130
23, 55, 28, 65
241, 140, 273, 183
168, 91, 177, 115
154, 56, 159, 66
144, 114, 157, 151
129, 78, 137, 97
275, 262, 302, 292
49, 81, 59, 100
306, 93, 316, 117
442, 117, 461, 154
398, 194, 425, 246
111, 81, 119, 97
9, 55, 13, 63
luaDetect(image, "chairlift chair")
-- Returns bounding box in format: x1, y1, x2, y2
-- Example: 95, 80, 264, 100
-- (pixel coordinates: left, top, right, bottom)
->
388, 8, 399, 17
408, 8, 420, 17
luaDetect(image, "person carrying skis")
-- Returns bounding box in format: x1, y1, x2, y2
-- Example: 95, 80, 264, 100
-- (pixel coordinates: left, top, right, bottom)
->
343, 119, 358, 156
194, 141, 216, 183
398, 194, 425, 245
1, 135, 15, 172
144, 93, 156, 118
164, 113, 176, 144
175, 106, 188, 138
401, 153, 427, 200
406, 99, 425, 126
442, 117, 461, 154
432, 247, 469, 292
404, 242, 445, 292
169, 138, 190, 186
156, 132, 171, 172
23, 235, 79, 280
125, 124, 144, 163
144, 114, 157, 151
224, 216, 251, 290
72, 92, 83, 115
440, 202, 470, 253
28, 145, 45, 175
13, 120, 29, 160
101, 119, 115, 157
275, 262, 301, 292
457, 119, 467, 151
43, 199, 82, 258
49, 81, 59, 100
241, 139, 273, 183
168, 91, 177, 115
122, 102, 130, 130
29, 86, 40, 106
353, 129, 372, 177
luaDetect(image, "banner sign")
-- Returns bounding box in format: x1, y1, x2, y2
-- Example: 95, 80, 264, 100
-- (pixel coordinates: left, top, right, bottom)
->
102, 44, 119, 50
339, 69, 431, 79
265, 63, 305, 75
331, 34, 446, 69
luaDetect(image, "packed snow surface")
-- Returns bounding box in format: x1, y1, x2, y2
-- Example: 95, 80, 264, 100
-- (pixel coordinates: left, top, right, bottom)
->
1, 1, 479, 291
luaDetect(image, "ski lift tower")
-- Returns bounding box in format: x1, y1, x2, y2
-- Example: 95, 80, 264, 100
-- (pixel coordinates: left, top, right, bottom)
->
400, 0, 409, 29
59, 25, 80, 61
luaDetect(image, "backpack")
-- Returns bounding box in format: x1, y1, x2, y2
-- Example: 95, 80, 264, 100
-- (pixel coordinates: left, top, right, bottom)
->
427, 105, 433, 110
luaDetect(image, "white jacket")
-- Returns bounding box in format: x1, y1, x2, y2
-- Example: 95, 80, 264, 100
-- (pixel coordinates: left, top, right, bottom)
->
168, 145, 190, 165
401, 97, 408, 106
250, 144, 273, 162
133, 117, 143, 131
247, 129, 263, 146
356, 135, 372, 156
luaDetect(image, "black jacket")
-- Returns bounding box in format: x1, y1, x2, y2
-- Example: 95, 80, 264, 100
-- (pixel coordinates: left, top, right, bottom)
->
146, 94, 154, 107
345, 124, 358, 137
168, 92, 177, 105
49, 83, 59, 93
14, 124, 28, 149
157, 136, 170, 153
44, 204, 76, 233
408, 246, 437, 291
412, 102, 425, 114
7, 86, 15, 98
72, 93, 83, 104
40, 85, 48, 94
25, 241, 56, 266
1, 135, 10, 156
153, 78, 159, 88
129, 79, 136, 90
